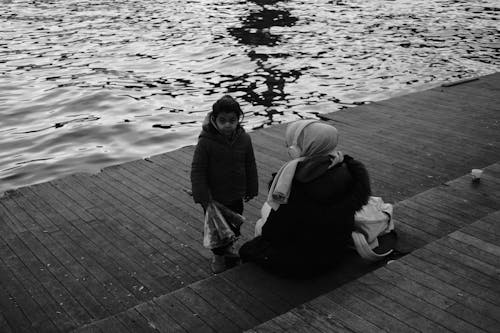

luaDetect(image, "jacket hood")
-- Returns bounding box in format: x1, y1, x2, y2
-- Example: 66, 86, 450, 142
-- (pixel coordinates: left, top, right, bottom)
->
294, 155, 369, 205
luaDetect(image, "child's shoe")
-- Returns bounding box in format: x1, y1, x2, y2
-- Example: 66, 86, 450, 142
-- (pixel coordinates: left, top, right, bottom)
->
211, 255, 227, 274
224, 253, 240, 269
223, 245, 241, 268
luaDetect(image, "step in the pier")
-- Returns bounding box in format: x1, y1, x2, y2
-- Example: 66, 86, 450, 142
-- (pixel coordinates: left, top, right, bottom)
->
246, 209, 500, 333
71, 162, 500, 332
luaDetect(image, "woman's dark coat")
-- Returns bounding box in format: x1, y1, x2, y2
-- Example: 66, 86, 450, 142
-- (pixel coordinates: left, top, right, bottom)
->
191, 120, 258, 207
240, 154, 371, 278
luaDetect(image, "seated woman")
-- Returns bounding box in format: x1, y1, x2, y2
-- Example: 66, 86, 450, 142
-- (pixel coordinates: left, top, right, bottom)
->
239, 119, 371, 278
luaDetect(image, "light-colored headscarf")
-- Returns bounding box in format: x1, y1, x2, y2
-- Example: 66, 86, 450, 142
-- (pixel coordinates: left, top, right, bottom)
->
267, 119, 343, 210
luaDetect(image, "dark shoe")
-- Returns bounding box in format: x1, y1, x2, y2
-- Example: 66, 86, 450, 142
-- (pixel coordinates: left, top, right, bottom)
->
224, 253, 241, 269
211, 255, 227, 274
223, 245, 240, 268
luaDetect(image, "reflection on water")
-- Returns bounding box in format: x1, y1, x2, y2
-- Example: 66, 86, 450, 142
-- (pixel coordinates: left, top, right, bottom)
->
227, 0, 300, 123
0, 0, 499, 194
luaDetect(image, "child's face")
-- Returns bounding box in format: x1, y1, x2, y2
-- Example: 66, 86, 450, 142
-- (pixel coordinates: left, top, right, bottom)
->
215, 111, 238, 137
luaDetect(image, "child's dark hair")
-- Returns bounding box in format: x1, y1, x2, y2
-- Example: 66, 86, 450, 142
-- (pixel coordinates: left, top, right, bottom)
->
212, 95, 244, 120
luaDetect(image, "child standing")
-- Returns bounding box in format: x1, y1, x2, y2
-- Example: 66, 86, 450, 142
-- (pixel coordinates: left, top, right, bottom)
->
191, 95, 259, 273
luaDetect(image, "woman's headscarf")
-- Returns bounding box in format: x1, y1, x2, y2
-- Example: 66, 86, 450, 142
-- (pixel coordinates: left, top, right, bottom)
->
267, 119, 343, 210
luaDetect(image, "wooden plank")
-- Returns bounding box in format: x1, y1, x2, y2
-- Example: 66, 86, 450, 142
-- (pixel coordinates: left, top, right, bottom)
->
9, 191, 115, 317
189, 279, 261, 330
396, 199, 467, 228
373, 101, 497, 143
362, 269, 480, 333
135, 301, 187, 332
17, 230, 107, 321
0, 229, 77, 332
1, 230, 92, 328
147, 154, 191, 187
345, 279, 452, 332
1, 197, 98, 328
78, 171, 211, 272
256, 311, 323, 333
389, 218, 434, 249
411, 248, 500, 303
114, 309, 158, 333
69, 324, 103, 333
90, 315, 132, 333
425, 241, 500, 283
152, 292, 215, 333
437, 235, 500, 268
110, 159, 209, 239
326, 287, 418, 332
472, 213, 500, 236
26, 183, 149, 307
0, 193, 39, 232
393, 204, 458, 237
208, 275, 277, 323
246, 320, 286, 333
69, 179, 209, 281
410, 190, 490, 222
280, 304, 351, 333
373, 265, 453, 309
88, 168, 207, 255
293, 297, 382, 333
0, 263, 47, 333
57, 174, 200, 289
460, 224, 500, 247
171, 287, 241, 333
36, 181, 166, 301
219, 265, 292, 314
0, 199, 26, 233
392, 257, 500, 332
0, 311, 14, 333
23, 186, 136, 313
73, 170, 207, 264
443, 173, 500, 203
448, 231, 500, 257
61, 174, 200, 284
432, 186, 499, 213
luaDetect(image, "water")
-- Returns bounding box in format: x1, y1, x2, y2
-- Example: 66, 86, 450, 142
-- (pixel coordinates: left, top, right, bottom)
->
1, 0, 498, 195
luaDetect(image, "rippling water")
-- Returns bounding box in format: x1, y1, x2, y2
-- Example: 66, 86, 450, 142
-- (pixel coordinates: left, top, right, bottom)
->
0, 0, 498, 194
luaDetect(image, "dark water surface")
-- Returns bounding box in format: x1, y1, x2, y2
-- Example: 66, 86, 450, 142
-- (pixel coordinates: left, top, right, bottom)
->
1, 0, 499, 194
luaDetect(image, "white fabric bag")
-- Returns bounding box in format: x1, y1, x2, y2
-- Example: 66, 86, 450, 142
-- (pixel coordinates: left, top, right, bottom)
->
352, 196, 394, 261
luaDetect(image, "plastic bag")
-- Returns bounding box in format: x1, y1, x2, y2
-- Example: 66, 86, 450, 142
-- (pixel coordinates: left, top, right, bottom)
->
213, 201, 246, 237
203, 201, 245, 249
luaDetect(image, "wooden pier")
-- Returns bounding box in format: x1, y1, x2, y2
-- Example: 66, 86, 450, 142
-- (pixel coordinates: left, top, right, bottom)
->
0, 72, 499, 332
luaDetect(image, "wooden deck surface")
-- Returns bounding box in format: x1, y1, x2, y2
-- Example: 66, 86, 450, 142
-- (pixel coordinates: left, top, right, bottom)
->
72, 161, 500, 333
249, 209, 500, 333
0, 72, 499, 332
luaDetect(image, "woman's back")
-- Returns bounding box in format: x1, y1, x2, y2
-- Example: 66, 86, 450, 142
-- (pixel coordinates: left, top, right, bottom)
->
262, 155, 370, 255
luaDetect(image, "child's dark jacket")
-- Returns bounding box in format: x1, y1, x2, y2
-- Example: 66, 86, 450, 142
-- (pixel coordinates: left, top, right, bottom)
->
191, 119, 258, 206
